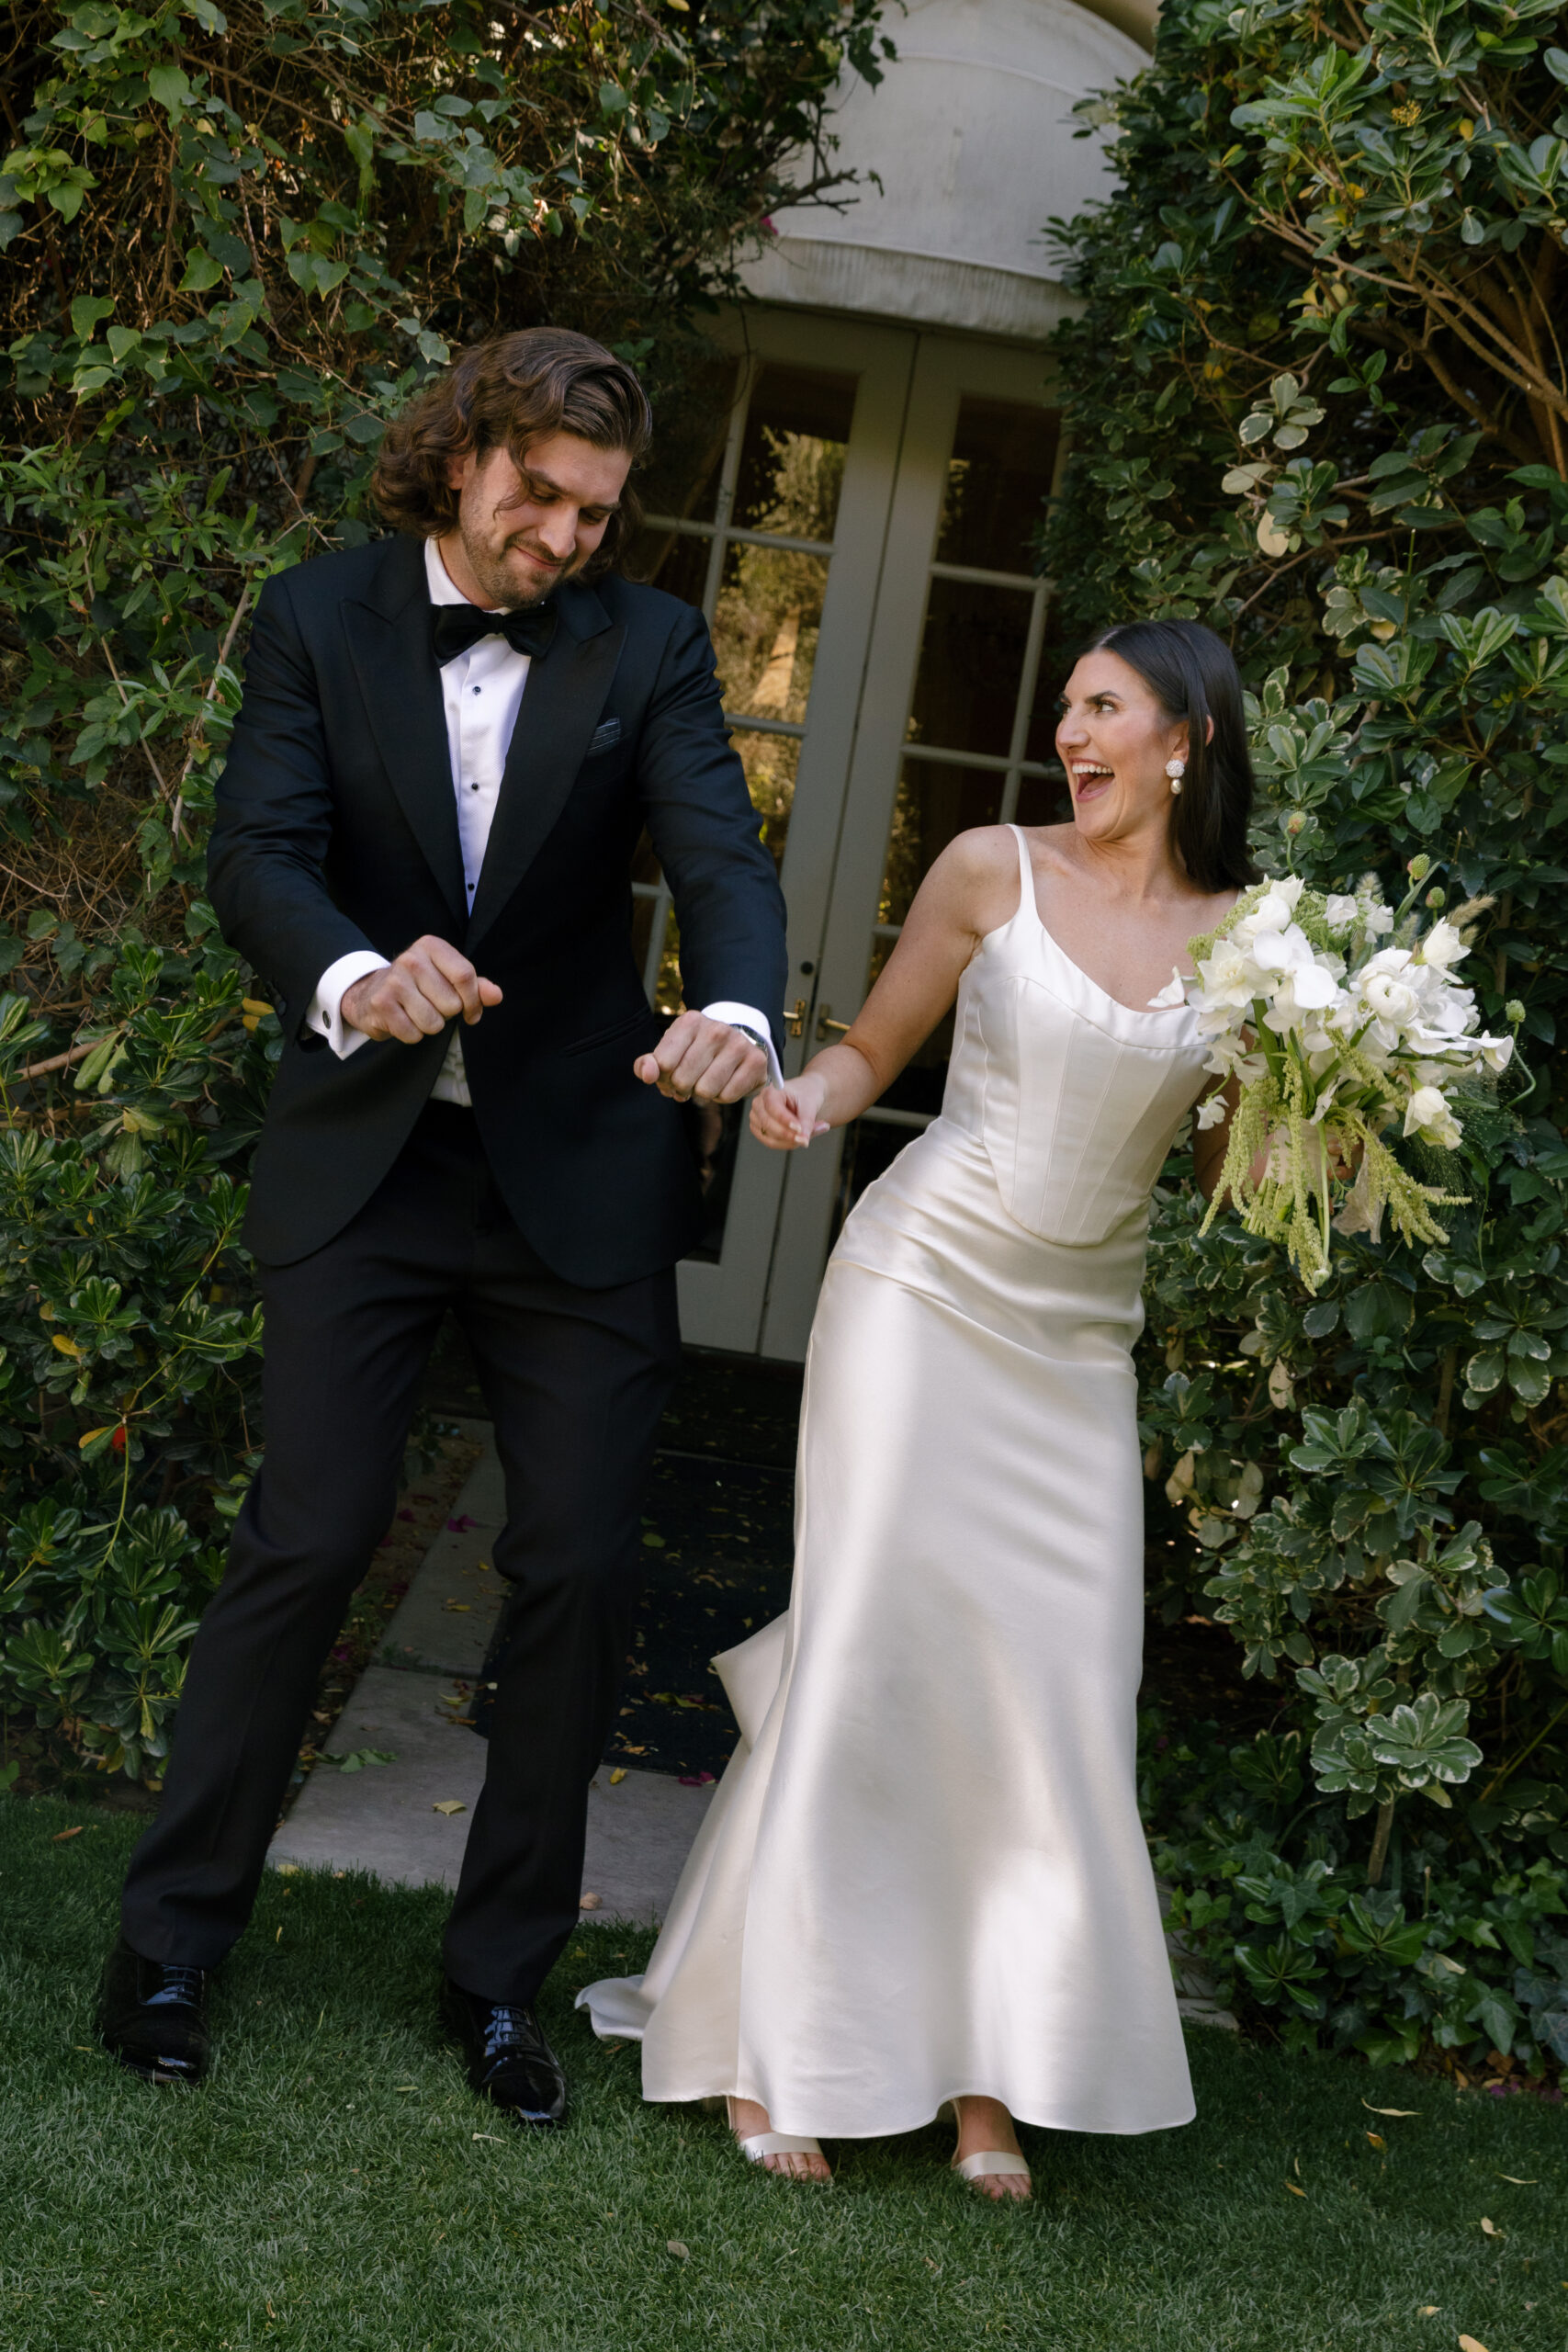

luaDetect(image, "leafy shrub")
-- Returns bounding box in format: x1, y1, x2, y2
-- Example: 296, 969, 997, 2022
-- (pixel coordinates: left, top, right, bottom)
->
0, 0, 888, 1783
1045, 0, 1568, 2072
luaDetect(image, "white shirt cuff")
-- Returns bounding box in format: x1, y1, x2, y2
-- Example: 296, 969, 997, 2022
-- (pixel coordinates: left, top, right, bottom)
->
307, 950, 391, 1058
702, 1000, 784, 1090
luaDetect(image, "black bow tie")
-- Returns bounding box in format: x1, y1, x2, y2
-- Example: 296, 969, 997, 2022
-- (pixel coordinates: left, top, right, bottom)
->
431, 601, 557, 666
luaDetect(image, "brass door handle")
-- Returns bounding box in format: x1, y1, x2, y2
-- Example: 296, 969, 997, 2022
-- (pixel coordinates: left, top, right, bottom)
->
784, 997, 807, 1039
816, 1003, 852, 1041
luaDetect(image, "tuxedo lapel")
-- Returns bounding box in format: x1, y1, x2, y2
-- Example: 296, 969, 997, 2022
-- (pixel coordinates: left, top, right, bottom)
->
342, 540, 468, 924
465, 580, 625, 956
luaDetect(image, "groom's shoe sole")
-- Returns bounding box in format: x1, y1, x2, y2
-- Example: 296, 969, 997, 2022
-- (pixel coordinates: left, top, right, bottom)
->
96, 1937, 211, 2086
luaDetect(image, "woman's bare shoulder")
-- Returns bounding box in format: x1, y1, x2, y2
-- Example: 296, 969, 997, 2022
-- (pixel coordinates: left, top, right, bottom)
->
923, 825, 1031, 932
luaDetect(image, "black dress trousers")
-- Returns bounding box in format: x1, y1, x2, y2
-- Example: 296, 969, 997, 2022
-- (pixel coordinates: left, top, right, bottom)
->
120, 1100, 681, 2002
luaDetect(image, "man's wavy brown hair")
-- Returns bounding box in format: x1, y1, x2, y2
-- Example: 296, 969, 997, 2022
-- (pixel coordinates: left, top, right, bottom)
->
371, 327, 653, 577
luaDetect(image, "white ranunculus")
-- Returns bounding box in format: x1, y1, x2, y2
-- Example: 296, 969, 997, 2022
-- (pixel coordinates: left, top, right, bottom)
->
1404, 1085, 1462, 1149
1362, 970, 1419, 1025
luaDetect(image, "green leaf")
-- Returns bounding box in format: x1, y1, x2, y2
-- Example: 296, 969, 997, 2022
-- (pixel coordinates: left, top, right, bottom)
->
178, 248, 224, 293
69, 294, 113, 343
147, 62, 195, 115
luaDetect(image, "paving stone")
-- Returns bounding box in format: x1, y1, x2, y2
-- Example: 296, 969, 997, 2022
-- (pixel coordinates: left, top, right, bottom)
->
269, 1662, 712, 1921
375, 1436, 506, 1677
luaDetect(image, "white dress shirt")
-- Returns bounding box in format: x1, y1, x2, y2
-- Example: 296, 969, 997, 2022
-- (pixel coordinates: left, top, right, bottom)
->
305, 537, 780, 1102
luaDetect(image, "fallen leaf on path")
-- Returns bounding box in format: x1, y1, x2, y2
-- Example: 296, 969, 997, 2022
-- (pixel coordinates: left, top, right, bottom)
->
1285, 2181, 1307, 2198
609, 1768, 626, 1784
1365, 2132, 1386, 2151
1362, 2099, 1419, 2116
667, 2241, 689, 2260
51, 1826, 83, 1842
1479, 2217, 1502, 2237
443, 1600, 471, 1612
276, 1861, 299, 1876
580, 1891, 604, 1910
432, 1800, 466, 1815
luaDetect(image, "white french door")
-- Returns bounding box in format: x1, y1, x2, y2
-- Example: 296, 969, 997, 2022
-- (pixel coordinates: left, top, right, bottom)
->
630, 315, 1062, 1358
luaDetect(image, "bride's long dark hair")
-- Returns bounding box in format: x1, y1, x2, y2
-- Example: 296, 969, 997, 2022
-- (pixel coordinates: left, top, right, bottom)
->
1087, 619, 1261, 894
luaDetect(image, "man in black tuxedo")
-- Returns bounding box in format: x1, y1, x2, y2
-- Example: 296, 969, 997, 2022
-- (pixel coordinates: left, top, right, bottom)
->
99, 329, 788, 2122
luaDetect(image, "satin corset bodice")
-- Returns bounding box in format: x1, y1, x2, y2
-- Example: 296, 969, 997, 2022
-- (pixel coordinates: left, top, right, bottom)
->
939, 831, 1213, 1247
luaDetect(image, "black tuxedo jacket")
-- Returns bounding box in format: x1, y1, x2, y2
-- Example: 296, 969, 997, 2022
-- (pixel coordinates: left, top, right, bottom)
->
208, 533, 788, 1283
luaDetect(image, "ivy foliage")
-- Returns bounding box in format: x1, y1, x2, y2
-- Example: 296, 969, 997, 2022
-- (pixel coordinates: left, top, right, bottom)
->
1045, 0, 1568, 2073
0, 0, 888, 1782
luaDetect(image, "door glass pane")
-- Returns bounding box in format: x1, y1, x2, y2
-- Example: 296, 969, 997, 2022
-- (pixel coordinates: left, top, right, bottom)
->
732, 729, 799, 875
937, 398, 1060, 571
636, 355, 740, 525
733, 366, 856, 537
880, 758, 1008, 937
715, 545, 829, 723
908, 578, 1034, 758
626, 524, 709, 600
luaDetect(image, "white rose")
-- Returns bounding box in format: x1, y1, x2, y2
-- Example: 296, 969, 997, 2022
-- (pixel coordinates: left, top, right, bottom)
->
1404, 1085, 1462, 1149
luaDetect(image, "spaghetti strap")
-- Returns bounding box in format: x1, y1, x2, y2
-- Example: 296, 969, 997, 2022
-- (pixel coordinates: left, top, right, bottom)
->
1006, 822, 1036, 928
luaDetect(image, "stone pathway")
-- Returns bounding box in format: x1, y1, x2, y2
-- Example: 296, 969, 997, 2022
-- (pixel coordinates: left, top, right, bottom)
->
269, 1420, 1235, 2025
268, 1422, 713, 1920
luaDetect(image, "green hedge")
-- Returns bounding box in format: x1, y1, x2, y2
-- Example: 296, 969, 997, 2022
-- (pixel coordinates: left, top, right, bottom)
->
1044, 0, 1568, 2074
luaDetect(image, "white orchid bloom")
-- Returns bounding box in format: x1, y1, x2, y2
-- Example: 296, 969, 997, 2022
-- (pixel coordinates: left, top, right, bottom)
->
1149, 967, 1190, 1010
1194, 1092, 1228, 1130
1404, 1085, 1463, 1149
1195, 938, 1258, 1010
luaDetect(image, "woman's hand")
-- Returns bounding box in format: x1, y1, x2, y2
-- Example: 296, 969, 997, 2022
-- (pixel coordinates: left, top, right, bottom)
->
750, 1074, 831, 1151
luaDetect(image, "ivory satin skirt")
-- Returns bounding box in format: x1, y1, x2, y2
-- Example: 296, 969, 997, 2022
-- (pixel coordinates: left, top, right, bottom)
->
579, 1119, 1195, 2140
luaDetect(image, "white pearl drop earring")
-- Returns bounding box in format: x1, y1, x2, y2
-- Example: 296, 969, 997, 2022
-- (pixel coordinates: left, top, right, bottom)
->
1166, 757, 1186, 796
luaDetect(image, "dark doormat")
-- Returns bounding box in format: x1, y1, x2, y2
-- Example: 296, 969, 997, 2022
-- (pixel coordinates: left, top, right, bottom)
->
423, 1319, 803, 1779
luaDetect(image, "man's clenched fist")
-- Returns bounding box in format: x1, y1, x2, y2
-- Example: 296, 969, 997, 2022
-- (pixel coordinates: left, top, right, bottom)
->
342, 936, 502, 1045
634, 1010, 768, 1104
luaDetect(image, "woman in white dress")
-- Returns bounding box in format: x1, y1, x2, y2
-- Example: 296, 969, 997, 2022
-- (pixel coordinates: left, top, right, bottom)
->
581, 619, 1258, 2197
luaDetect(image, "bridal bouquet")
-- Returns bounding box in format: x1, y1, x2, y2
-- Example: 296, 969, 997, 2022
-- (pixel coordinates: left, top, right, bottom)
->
1153, 870, 1515, 1291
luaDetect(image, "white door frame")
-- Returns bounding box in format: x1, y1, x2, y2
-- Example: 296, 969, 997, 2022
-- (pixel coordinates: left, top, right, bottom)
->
671, 310, 922, 1351
757, 334, 1055, 1361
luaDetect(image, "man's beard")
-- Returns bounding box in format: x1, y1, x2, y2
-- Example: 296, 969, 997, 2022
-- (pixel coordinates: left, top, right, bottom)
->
461, 519, 571, 612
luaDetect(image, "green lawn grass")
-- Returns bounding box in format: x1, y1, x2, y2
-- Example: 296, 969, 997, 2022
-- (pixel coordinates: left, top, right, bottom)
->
2, 1794, 1563, 2352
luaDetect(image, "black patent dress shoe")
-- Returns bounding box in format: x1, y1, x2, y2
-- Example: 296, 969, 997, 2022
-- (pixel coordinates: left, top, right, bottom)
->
97, 1935, 211, 2086
442, 1981, 568, 2127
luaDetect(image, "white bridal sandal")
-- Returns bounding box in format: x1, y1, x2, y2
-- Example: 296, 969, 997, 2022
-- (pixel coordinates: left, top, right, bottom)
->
724, 2096, 831, 2181
941, 2102, 1032, 2200
953, 2148, 1033, 2199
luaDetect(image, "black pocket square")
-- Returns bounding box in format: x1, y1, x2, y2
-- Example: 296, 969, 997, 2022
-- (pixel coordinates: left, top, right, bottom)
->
586, 718, 623, 758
